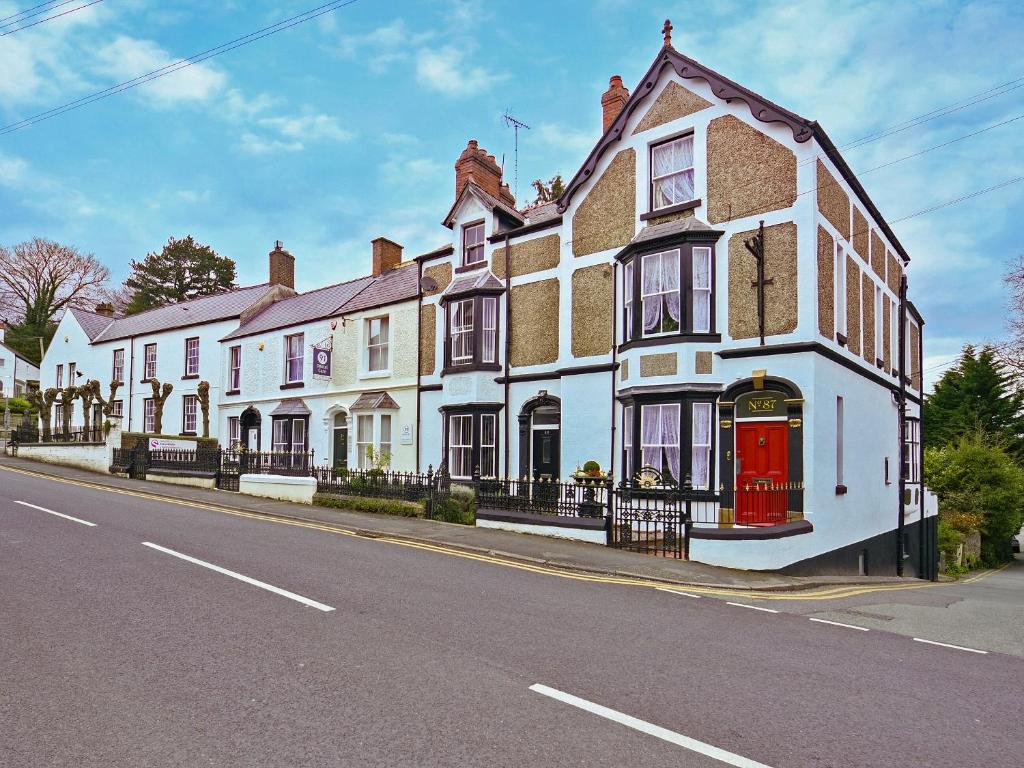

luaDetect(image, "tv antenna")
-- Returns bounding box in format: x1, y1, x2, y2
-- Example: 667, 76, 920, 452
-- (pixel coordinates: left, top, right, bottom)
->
503, 111, 530, 202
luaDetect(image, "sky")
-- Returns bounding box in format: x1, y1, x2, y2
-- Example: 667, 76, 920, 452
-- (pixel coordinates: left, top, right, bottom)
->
0, 0, 1022, 390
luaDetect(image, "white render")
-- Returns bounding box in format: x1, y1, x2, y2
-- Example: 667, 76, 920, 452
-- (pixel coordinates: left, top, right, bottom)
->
0, 329, 39, 398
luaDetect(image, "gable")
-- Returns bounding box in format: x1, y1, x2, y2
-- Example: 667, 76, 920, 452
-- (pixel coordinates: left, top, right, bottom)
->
632, 80, 712, 135
570, 149, 636, 257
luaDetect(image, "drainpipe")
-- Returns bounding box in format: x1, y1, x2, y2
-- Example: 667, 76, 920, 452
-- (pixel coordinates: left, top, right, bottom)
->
609, 260, 618, 479
127, 336, 136, 432
415, 259, 422, 473
896, 275, 908, 577
503, 232, 511, 479
917, 311, 927, 579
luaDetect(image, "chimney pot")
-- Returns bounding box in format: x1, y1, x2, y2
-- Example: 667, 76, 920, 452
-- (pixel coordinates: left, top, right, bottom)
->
94, 302, 115, 317
601, 74, 630, 133
269, 241, 295, 289
454, 139, 515, 208
371, 237, 403, 277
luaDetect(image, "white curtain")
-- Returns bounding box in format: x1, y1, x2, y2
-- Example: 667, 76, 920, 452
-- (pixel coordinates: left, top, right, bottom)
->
663, 252, 681, 325
642, 255, 662, 333
692, 247, 711, 333
641, 406, 660, 469
691, 403, 712, 489
652, 142, 676, 178
662, 405, 680, 482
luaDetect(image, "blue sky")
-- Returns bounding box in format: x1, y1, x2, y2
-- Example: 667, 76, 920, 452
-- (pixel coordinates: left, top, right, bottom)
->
1, 0, 1022, 388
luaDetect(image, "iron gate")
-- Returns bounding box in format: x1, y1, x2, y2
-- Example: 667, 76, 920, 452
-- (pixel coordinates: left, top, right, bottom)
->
216, 450, 245, 491
128, 443, 148, 481
610, 470, 692, 558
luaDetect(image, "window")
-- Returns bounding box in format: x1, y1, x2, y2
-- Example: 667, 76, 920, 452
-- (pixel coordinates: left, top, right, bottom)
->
836, 396, 845, 487
450, 299, 474, 365
835, 245, 847, 337
691, 247, 712, 334
272, 417, 307, 453
641, 403, 681, 482
68, 362, 76, 383
291, 419, 306, 454
622, 405, 633, 477
112, 349, 125, 384
356, 414, 374, 469
623, 262, 634, 342
229, 346, 241, 391
462, 221, 485, 265
284, 333, 304, 383
184, 337, 200, 376
481, 297, 497, 363
144, 398, 155, 433
366, 317, 390, 372
379, 415, 392, 461
650, 134, 695, 210
182, 394, 198, 434
228, 416, 241, 448
903, 419, 920, 483
111, 400, 123, 417
480, 414, 496, 478
641, 250, 680, 336
54, 403, 63, 426
56, 364, 63, 388
448, 414, 473, 478
691, 402, 712, 489
144, 343, 157, 380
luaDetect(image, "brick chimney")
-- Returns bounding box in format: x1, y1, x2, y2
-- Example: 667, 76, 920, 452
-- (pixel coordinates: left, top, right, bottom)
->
269, 240, 295, 289
371, 237, 403, 277
601, 75, 630, 133
94, 302, 115, 317
455, 139, 516, 207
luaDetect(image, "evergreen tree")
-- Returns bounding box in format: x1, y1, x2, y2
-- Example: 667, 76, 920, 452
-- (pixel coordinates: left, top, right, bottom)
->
923, 345, 1024, 456
530, 175, 564, 205
124, 236, 236, 315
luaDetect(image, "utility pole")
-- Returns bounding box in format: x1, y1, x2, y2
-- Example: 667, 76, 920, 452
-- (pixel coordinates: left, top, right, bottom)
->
502, 112, 530, 202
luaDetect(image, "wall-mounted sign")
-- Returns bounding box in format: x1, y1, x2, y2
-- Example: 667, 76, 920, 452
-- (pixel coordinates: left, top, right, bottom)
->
313, 348, 332, 377
148, 437, 194, 451
400, 423, 413, 445
736, 390, 788, 419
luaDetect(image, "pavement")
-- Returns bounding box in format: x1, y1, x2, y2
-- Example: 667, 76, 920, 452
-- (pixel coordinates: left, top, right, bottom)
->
2, 458, 1022, 767
0, 454, 907, 593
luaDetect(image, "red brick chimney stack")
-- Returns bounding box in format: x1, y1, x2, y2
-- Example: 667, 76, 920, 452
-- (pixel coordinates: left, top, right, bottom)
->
455, 139, 516, 207
371, 237, 403, 277
269, 240, 295, 289
601, 75, 630, 133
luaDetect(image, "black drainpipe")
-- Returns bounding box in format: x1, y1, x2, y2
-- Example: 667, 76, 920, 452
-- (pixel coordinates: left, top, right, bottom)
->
609, 260, 618, 478
896, 274, 908, 577
415, 259, 423, 473
126, 335, 136, 432
503, 232, 511, 479
917, 311, 927, 578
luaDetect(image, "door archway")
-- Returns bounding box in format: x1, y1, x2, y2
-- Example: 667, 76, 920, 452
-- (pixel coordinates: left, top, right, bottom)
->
240, 406, 261, 451
518, 393, 561, 480
332, 410, 349, 469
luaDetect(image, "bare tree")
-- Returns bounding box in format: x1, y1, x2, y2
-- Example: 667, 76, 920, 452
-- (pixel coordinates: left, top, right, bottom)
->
1004, 255, 1024, 373
60, 386, 77, 435
197, 380, 211, 438
147, 378, 173, 434
0, 238, 110, 326
28, 388, 59, 441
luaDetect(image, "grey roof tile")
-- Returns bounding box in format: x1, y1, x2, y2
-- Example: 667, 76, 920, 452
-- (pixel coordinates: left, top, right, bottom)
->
349, 390, 400, 410
69, 307, 115, 341
269, 398, 311, 416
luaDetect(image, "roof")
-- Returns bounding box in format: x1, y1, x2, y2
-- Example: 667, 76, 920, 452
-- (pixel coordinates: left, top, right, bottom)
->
269, 398, 311, 417
443, 180, 525, 229
221, 276, 373, 341
556, 44, 910, 263
0, 338, 37, 368
615, 217, 723, 260
442, 270, 505, 300
91, 283, 272, 343
520, 201, 560, 225
414, 243, 455, 263
221, 263, 420, 342
349, 390, 400, 411
69, 307, 115, 340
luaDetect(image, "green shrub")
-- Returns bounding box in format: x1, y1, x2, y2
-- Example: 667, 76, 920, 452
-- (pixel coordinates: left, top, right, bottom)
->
582, 460, 601, 474
313, 493, 424, 518
2, 397, 34, 414
432, 484, 476, 525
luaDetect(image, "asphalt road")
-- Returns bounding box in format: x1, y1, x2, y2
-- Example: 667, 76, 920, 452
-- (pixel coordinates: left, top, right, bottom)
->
2, 468, 1022, 768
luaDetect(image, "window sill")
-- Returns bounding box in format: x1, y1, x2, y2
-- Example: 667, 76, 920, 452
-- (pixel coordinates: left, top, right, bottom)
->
835, 484, 848, 495
280, 382, 305, 390
179, 431, 197, 437
619, 333, 721, 352
181, 374, 199, 381
225, 389, 240, 396
360, 369, 392, 380
455, 261, 488, 275
441, 363, 502, 376
639, 198, 702, 221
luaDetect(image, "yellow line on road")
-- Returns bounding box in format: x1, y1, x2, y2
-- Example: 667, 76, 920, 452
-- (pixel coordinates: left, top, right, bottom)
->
0, 463, 944, 601
961, 561, 1012, 583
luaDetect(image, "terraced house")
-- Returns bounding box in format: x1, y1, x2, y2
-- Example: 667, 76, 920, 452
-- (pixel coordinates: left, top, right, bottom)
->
417, 22, 933, 575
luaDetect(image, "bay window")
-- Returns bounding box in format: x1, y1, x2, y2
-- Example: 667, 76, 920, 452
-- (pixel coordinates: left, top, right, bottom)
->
353, 411, 394, 469
903, 418, 920, 483
621, 242, 717, 343
284, 333, 304, 384
272, 417, 307, 453
621, 396, 715, 488
650, 134, 695, 210
444, 407, 501, 479
444, 294, 500, 371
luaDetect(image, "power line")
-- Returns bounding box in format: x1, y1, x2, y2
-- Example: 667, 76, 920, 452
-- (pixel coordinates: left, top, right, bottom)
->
0, 0, 76, 29
0, 0, 361, 135
0, 0, 102, 37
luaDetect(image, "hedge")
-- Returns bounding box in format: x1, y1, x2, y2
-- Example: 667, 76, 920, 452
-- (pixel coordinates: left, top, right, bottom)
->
313, 493, 425, 518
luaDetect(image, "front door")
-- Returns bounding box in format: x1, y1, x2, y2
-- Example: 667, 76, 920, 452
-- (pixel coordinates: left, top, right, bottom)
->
333, 427, 348, 469
735, 421, 788, 525
532, 429, 559, 480
247, 428, 260, 451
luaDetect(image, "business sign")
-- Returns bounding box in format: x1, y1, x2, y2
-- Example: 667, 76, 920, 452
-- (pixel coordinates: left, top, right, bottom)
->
313, 348, 332, 377
400, 423, 413, 445
148, 437, 194, 451
736, 390, 787, 419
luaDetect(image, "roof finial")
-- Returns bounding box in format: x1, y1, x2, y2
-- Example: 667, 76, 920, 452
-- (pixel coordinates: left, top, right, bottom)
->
662, 18, 673, 47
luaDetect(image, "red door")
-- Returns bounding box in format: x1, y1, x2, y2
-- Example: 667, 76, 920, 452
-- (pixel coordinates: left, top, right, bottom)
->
735, 422, 789, 525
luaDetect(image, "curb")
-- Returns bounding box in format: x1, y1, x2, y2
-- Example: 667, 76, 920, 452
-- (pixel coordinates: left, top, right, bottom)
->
1, 458, 907, 594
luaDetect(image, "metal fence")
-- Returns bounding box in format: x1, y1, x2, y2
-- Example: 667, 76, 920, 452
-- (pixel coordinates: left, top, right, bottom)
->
474, 473, 611, 519
311, 465, 447, 502
12, 426, 104, 444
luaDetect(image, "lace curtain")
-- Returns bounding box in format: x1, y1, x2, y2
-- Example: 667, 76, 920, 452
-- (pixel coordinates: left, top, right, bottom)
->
641, 404, 681, 481
652, 137, 695, 207
691, 402, 712, 489
641, 252, 681, 334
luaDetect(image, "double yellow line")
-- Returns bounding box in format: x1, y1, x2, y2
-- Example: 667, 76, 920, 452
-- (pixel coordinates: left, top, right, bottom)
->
0, 463, 950, 601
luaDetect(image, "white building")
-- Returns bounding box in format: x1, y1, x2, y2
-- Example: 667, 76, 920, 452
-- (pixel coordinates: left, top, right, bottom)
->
0, 326, 39, 398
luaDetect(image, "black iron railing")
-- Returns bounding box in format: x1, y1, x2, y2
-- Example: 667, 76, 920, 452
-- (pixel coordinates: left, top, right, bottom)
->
474, 473, 611, 519
15, 426, 103, 444
311, 465, 445, 501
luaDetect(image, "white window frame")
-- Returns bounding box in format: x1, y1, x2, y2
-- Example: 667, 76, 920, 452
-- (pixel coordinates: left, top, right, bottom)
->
450, 299, 475, 365
691, 402, 712, 489
462, 221, 485, 265
836, 396, 845, 487
891, 301, 899, 373
365, 316, 390, 374
112, 349, 124, 384
111, 400, 123, 417
352, 411, 396, 468
182, 394, 198, 433
144, 398, 156, 433
691, 246, 712, 334
184, 337, 200, 377
650, 134, 695, 211
623, 261, 633, 342
229, 345, 241, 391
56, 364, 63, 388
356, 414, 374, 469
448, 414, 473, 479
480, 413, 496, 478
228, 416, 241, 448
68, 362, 76, 384
874, 285, 883, 364
284, 333, 304, 384
481, 297, 497, 364
904, 418, 920, 483
622, 404, 633, 478
640, 403, 681, 480
144, 343, 157, 380
640, 249, 681, 338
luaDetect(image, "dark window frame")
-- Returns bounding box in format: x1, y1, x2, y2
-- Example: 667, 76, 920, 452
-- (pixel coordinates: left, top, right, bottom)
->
183, 336, 200, 378
181, 393, 199, 435
441, 404, 502, 479
461, 219, 486, 266
648, 132, 697, 214
442, 292, 502, 374
112, 348, 125, 384
271, 415, 309, 453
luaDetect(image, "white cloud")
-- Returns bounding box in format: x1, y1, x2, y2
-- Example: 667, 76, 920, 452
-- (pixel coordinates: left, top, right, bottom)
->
333, 19, 434, 73
0, 153, 29, 187
223, 88, 278, 120
416, 46, 507, 98
92, 36, 226, 107
238, 132, 304, 156
257, 114, 353, 143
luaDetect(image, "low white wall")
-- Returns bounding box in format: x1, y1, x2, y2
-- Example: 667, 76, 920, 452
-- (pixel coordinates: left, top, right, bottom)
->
239, 473, 316, 504
14, 442, 109, 474
476, 517, 608, 545
147, 471, 216, 490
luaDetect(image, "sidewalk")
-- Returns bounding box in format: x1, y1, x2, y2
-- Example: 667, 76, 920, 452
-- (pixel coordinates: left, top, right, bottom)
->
0, 454, 907, 592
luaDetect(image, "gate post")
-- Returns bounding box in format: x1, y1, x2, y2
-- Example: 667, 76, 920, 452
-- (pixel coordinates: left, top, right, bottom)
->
604, 475, 615, 546
682, 473, 693, 560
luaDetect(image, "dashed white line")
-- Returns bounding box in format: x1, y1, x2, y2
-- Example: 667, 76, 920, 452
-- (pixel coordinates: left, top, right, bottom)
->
142, 542, 335, 612
13, 500, 96, 527
726, 601, 779, 614
529, 684, 775, 768
656, 587, 702, 598
913, 637, 987, 654
809, 618, 869, 631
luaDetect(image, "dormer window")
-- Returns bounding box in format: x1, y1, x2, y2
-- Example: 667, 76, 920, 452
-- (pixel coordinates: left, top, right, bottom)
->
462, 221, 485, 266
650, 134, 694, 210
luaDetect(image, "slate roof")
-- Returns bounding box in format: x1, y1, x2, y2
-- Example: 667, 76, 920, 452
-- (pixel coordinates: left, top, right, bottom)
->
269, 398, 311, 416
520, 201, 559, 226
349, 390, 400, 411
0, 338, 36, 367
338, 262, 419, 314
442, 270, 505, 300
69, 307, 116, 341
442, 180, 525, 229
630, 216, 721, 244
91, 283, 272, 343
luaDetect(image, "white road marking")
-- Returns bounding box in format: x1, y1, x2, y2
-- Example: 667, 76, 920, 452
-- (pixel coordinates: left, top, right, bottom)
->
656, 587, 702, 598
726, 601, 779, 614
529, 684, 774, 768
913, 637, 987, 654
141, 542, 335, 612
13, 500, 96, 527
809, 617, 869, 631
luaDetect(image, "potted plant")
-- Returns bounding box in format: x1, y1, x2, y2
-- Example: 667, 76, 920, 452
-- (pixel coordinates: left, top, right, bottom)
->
573, 460, 609, 484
